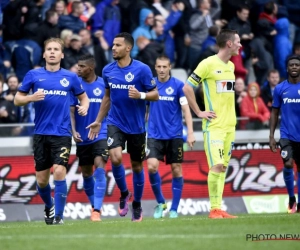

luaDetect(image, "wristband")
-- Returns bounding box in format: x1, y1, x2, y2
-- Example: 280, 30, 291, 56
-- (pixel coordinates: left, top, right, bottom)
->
140, 92, 146, 99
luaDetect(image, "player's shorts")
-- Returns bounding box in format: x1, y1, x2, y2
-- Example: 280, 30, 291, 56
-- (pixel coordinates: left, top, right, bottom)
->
107, 125, 146, 162
147, 138, 183, 165
33, 135, 72, 171
76, 139, 109, 166
279, 138, 300, 166
203, 130, 235, 168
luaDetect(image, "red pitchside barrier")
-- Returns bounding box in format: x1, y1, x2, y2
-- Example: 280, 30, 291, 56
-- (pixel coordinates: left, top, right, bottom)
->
0, 150, 287, 205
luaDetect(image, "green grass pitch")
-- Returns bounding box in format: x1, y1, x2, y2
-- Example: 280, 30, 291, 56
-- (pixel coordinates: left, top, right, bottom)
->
0, 214, 299, 250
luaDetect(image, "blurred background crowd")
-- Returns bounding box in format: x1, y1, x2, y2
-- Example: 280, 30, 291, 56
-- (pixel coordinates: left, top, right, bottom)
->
0, 0, 299, 135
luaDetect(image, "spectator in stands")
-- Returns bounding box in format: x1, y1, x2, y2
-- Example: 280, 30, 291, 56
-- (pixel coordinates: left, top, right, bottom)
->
293, 43, 300, 55
0, 26, 11, 79
60, 29, 73, 49
172, 0, 192, 69
273, 17, 292, 80
126, 0, 149, 33
132, 8, 156, 58
227, 5, 253, 61
154, 2, 184, 64
255, 1, 277, 54
62, 34, 89, 72
261, 69, 280, 112
136, 36, 164, 76
234, 77, 247, 118
188, 0, 213, 70
282, 0, 300, 45
201, 25, 219, 52
91, 0, 121, 63
240, 82, 270, 130
58, 1, 85, 34
230, 47, 248, 81
52, 0, 68, 16
1, 75, 30, 135
22, 0, 45, 40
34, 9, 60, 48
249, 36, 273, 86
2, 0, 27, 42
0, 82, 17, 136
79, 28, 107, 76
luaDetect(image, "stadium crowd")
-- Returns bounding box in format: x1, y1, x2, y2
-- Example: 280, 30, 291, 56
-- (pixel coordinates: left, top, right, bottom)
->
0, 0, 300, 134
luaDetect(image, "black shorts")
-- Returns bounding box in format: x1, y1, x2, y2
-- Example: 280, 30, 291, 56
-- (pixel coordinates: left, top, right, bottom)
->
33, 135, 72, 171
107, 125, 146, 162
147, 138, 184, 165
279, 138, 300, 166
76, 139, 108, 166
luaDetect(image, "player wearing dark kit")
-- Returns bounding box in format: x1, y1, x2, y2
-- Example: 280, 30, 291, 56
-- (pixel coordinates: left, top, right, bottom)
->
70, 54, 108, 222
14, 38, 89, 225
87, 32, 159, 222
269, 55, 300, 214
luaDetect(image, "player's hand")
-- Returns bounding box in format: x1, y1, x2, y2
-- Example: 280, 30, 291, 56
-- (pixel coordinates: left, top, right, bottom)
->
198, 111, 216, 121
187, 133, 196, 149
76, 105, 88, 116
72, 131, 83, 143
128, 86, 142, 99
86, 121, 101, 140
32, 89, 45, 102
269, 137, 277, 153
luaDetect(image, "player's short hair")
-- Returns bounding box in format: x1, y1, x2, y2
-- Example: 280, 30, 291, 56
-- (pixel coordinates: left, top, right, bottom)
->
44, 38, 64, 51
286, 54, 300, 66
115, 32, 134, 48
216, 29, 237, 48
156, 55, 171, 64
78, 54, 95, 65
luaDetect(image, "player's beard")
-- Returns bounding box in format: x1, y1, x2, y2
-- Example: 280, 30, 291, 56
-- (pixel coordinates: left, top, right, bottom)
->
113, 55, 121, 61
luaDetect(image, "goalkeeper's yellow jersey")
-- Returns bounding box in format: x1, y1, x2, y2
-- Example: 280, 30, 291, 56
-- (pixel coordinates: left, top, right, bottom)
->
187, 55, 236, 132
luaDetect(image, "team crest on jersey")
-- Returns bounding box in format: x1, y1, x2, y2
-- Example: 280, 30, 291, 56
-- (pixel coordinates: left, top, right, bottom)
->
215, 70, 222, 74
281, 150, 288, 158
93, 88, 102, 96
151, 79, 156, 85
125, 72, 134, 82
165, 87, 174, 95
60, 78, 69, 87
298, 90, 300, 95
107, 137, 114, 146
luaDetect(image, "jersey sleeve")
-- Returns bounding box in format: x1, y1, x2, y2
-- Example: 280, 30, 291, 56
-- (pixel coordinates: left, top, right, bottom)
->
70, 92, 78, 106
142, 65, 156, 91
71, 75, 85, 96
272, 85, 281, 108
18, 71, 34, 93
187, 60, 209, 88
177, 81, 188, 106
102, 69, 110, 89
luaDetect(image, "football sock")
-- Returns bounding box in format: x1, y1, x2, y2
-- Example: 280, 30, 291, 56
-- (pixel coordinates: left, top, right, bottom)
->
149, 171, 165, 204
283, 167, 294, 198
217, 172, 226, 209
133, 169, 144, 203
83, 175, 94, 207
208, 171, 220, 210
170, 177, 183, 212
37, 183, 52, 208
94, 168, 106, 211
54, 179, 67, 218
112, 163, 128, 192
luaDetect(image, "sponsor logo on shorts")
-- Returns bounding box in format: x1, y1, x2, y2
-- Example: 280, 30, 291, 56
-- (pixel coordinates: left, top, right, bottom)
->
281, 150, 288, 158
107, 137, 114, 146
